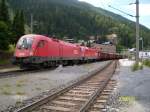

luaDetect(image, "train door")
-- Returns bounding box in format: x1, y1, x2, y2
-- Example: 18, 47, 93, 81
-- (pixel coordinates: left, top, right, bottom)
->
35, 40, 48, 57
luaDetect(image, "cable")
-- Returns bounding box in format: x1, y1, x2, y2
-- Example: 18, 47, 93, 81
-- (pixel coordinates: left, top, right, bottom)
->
108, 5, 135, 17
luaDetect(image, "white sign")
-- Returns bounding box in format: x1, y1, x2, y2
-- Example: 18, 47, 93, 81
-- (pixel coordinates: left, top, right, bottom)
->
139, 51, 150, 59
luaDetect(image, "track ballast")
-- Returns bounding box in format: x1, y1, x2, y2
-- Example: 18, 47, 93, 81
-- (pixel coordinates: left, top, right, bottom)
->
16, 61, 117, 112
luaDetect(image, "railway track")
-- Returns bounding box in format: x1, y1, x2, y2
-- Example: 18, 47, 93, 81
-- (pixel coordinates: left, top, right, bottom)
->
0, 69, 26, 78
0, 67, 56, 78
0, 61, 109, 78
15, 60, 117, 112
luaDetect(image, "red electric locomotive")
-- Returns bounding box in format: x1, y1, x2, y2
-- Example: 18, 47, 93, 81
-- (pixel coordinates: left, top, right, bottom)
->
12, 34, 99, 68
12, 34, 123, 68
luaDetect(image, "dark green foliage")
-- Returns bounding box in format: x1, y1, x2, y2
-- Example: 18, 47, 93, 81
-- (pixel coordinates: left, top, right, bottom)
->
0, 21, 10, 50
0, 0, 10, 23
11, 10, 25, 43
0, 0, 10, 50
7, 0, 150, 49
116, 44, 125, 53
0, 0, 25, 50
96, 36, 107, 44
132, 62, 143, 71
143, 59, 150, 67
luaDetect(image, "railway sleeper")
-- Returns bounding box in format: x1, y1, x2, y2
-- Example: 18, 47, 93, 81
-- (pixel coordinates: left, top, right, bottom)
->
62, 95, 89, 99
51, 100, 77, 106
42, 105, 72, 112
77, 85, 100, 89
45, 102, 79, 109
72, 87, 97, 91
64, 93, 90, 97
67, 91, 92, 95
69, 90, 93, 94
58, 96, 88, 102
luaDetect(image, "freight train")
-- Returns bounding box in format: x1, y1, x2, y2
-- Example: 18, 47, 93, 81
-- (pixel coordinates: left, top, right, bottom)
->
12, 34, 122, 68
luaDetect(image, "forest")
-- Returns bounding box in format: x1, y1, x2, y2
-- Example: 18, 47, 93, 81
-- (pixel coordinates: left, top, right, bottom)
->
0, 0, 150, 51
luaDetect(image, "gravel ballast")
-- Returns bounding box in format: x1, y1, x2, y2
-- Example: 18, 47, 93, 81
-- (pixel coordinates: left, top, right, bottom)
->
0, 61, 110, 111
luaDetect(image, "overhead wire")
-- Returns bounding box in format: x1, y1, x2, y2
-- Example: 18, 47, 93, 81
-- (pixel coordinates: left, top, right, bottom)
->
108, 5, 135, 17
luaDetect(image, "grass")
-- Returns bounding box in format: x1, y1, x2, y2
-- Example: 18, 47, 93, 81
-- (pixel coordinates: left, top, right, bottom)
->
16, 91, 26, 95
1, 87, 12, 95
119, 96, 136, 105
4, 84, 11, 88
132, 59, 150, 71
16, 83, 25, 87
143, 59, 150, 67
16, 79, 27, 87
1, 90, 12, 95
0, 82, 26, 96
35, 87, 41, 90
0, 59, 10, 65
16, 100, 22, 105
0, 45, 15, 65
0, 84, 12, 95
7, 44, 15, 53
132, 62, 143, 71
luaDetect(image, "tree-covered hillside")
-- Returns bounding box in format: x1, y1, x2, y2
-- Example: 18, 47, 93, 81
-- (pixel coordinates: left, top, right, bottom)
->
0, 0, 25, 50
6, 0, 150, 49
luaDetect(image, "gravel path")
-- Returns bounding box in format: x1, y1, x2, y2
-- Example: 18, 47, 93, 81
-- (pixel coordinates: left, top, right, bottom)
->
106, 59, 150, 112
0, 61, 109, 111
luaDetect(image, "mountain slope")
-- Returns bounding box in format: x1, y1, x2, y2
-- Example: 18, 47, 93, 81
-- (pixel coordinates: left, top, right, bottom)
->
7, 0, 150, 49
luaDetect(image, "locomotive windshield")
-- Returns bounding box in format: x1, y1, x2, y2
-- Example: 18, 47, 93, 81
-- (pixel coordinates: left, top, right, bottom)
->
17, 37, 33, 49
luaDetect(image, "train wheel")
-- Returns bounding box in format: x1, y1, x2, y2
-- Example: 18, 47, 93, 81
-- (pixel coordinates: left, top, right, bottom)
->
51, 61, 57, 67
62, 60, 68, 66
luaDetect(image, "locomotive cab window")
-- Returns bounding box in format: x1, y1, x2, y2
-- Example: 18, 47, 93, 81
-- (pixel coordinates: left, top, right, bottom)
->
17, 37, 33, 49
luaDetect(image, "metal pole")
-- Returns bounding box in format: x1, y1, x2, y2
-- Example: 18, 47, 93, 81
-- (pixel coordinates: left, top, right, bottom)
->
142, 38, 143, 51
30, 14, 33, 33
136, 0, 140, 63
142, 38, 143, 61
139, 37, 143, 61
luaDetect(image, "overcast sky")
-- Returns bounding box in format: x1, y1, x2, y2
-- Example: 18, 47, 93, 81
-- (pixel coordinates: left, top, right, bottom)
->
79, 0, 150, 29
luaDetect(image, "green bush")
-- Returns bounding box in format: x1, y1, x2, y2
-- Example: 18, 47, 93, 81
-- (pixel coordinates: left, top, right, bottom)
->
0, 59, 9, 65
143, 59, 150, 67
132, 62, 139, 71
139, 64, 143, 70
132, 62, 143, 71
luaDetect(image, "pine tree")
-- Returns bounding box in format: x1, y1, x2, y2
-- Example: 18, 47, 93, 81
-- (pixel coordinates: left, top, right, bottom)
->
0, 0, 11, 50
12, 10, 25, 43
0, 21, 9, 50
19, 10, 25, 35
0, 0, 10, 24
